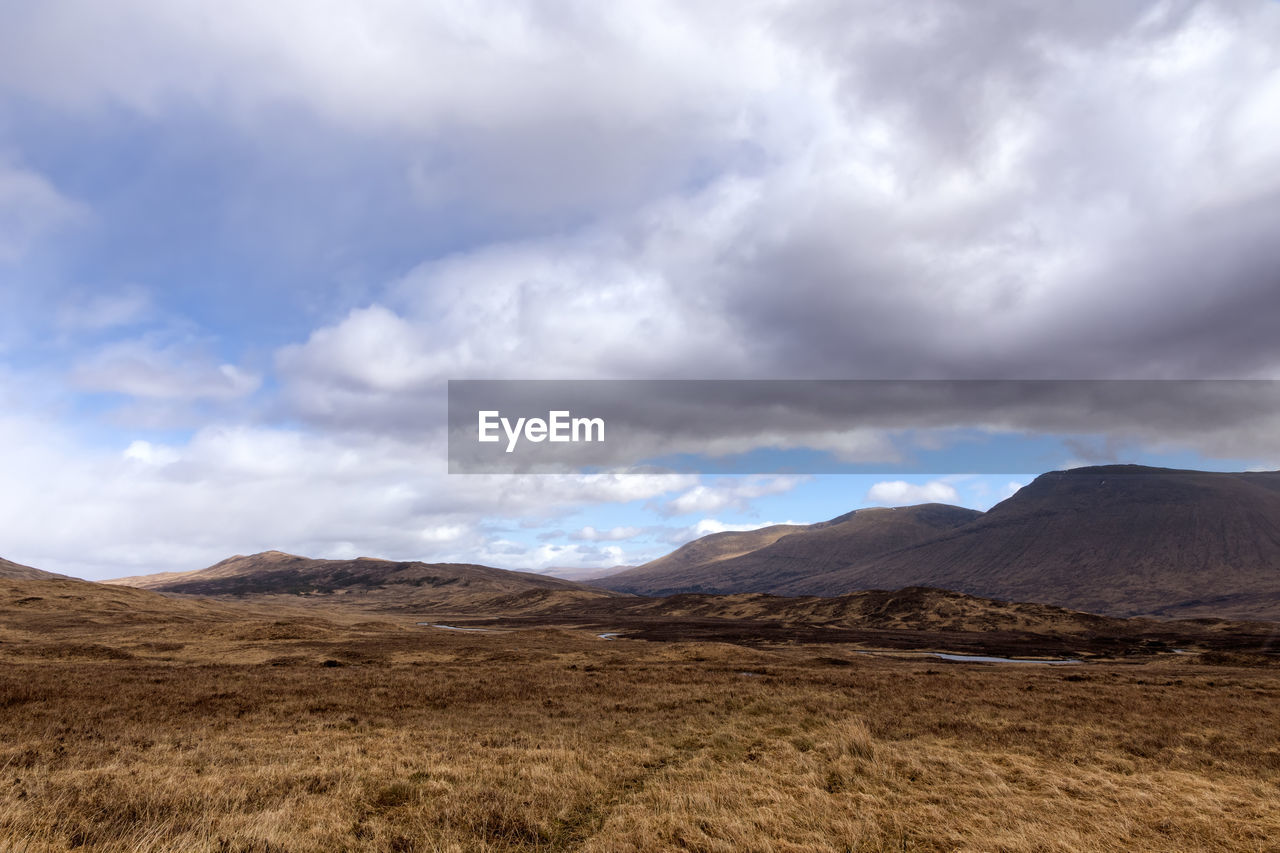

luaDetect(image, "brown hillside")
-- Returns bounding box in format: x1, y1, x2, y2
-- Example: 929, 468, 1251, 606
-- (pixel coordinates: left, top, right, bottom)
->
0, 556, 71, 581
602, 504, 980, 595
0, 576, 244, 648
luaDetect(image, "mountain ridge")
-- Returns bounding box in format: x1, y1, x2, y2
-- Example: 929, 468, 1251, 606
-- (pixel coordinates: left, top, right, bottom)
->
797, 465, 1280, 619
602, 503, 982, 596
603, 465, 1280, 620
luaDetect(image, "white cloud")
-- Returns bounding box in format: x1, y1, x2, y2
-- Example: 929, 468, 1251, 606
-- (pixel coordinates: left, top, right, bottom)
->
664, 475, 806, 516
865, 480, 960, 506
278, 304, 438, 394
418, 525, 467, 544
71, 340, 261, 401
122, 439, 179, 467
1003, 480, 1027, 499
688, 519, 772, 537
0, 408, 705, 579
485, 541, 634, 572
571, 525, 642, 542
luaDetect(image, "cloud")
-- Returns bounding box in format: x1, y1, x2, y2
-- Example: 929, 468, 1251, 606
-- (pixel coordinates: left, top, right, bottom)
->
122, 439, 179, 467
56, 286, 152, 333
0, 160, 86, 261
0, 406, 704, 578
418, 525, 467, 544
3, 2, 1280, 575
663, 476, 807, 516
687, 519, 772, 537
444, 379, 1280, 475
8, 2, 1280, 391
866, 480, 960, 506
482, 541, 633, 572
571, 525, 642, 542
71, 340, 261, 401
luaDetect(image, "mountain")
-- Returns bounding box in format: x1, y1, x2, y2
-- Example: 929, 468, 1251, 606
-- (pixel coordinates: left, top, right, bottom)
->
0, 556, 71, 581
108, 550, 622, 613
779, 465, 1280, 620
601, 504, 982, 596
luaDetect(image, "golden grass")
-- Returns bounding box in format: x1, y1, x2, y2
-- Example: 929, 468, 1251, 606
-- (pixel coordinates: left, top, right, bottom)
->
1, 620, 1278, 852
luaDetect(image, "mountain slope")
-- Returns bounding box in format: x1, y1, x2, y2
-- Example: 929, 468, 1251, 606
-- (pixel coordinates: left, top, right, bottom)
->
602, 504, 981, 595
109, 550, 623, 612
0, 557, 71, 581
781, 465, 1280, 619
600, 523, 806, 594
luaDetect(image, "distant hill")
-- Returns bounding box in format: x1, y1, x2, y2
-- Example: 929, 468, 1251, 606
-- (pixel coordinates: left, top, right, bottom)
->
600, 466, 1280, 621
601, 504, 981, 596
108, 550, 623, 613
0, 557, 71, 581
785, 465, 1280, 620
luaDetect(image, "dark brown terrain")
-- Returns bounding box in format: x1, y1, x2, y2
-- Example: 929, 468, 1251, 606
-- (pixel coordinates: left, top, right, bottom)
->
99, 548, 1279, 662
602, 466, 1280, 621
433, 586, 1280, 661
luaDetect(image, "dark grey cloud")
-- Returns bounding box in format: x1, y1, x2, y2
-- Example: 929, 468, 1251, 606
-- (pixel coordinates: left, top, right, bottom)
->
447, 380, 1280, 473
277, 1, 1280, 420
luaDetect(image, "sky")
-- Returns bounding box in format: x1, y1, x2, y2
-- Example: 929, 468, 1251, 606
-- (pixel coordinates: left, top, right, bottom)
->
2, 1, 1280, 580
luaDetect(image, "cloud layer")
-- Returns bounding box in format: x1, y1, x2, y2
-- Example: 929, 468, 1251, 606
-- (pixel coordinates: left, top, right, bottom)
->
1, 1, 1279, 576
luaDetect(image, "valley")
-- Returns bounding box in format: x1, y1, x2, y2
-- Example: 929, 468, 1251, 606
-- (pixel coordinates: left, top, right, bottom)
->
4, 463, 1280, 851
1, 599, 1277, 852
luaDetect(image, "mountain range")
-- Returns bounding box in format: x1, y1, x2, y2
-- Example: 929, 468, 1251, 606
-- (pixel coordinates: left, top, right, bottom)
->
9, 464, 1280, 623
600, 465, 1280, 620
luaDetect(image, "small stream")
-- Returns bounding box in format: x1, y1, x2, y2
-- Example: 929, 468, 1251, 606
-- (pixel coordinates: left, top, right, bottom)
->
928, 652, 1082, 665
417, 623, 500, 633
857, 650, 1084, 665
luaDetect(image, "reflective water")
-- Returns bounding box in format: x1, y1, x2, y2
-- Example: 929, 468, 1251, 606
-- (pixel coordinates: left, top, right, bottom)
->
928, 652, 1082, 665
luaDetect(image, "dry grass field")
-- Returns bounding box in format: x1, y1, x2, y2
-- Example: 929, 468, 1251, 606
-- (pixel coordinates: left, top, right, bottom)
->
2, 599, 1279, 853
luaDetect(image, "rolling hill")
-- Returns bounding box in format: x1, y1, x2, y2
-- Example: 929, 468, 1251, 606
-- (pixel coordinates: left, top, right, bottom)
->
601, 504, 981, 595
108, 550, 623, 613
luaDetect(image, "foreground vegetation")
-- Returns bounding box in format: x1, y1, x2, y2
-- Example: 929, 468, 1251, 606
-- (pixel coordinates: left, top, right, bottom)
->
1, 616, 1278, 852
